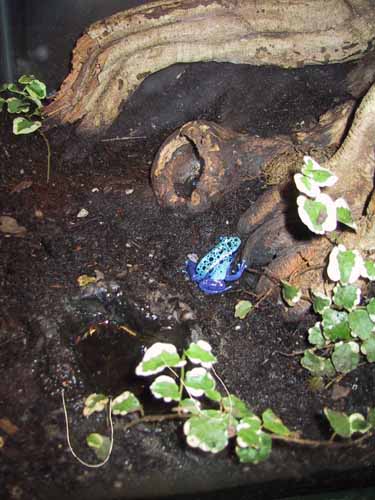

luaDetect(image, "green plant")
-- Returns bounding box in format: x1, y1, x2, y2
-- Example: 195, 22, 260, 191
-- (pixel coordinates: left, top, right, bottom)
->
281, 157, 375, 379
0, 75, 51, 182
62, 340, 374, 468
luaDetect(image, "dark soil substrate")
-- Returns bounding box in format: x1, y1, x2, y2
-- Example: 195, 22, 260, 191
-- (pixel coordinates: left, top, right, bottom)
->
1, 61, 374, 500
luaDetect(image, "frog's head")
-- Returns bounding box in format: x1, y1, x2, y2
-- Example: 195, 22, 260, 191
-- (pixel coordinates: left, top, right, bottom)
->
219, 236, 241, 253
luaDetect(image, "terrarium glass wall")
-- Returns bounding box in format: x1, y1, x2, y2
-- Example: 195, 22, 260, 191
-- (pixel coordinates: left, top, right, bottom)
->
0, 0, 147, 89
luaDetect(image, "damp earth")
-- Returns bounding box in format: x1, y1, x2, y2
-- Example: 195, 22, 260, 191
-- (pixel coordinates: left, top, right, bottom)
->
1, 61, 375, 500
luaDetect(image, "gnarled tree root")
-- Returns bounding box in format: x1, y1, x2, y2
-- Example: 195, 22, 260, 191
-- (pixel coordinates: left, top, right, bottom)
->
151, 120, 292, 212
43, 0, 375, 138
238, 82, 375, 300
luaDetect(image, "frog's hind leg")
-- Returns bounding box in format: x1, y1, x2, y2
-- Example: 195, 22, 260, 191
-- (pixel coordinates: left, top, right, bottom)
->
225, 261, 247, 281
198, 279, 231, 294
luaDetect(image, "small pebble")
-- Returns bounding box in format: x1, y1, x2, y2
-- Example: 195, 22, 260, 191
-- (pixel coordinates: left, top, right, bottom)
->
125, 188, 134, 195
77, 208, 89, 218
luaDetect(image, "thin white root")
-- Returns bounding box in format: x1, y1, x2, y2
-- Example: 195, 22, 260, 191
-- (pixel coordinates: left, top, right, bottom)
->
61, 388, 114, 468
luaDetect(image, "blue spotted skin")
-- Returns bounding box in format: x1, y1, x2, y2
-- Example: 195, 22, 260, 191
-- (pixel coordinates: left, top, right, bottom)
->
186, 236, 247, 294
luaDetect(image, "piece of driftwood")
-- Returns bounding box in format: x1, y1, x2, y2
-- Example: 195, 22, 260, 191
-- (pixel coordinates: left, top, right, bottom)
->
151, 99, 355, 212
44, 0, 375, 137
151, 121, 292, 212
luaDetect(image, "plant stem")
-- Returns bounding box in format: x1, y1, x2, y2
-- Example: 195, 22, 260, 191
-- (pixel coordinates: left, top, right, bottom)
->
38, 129, 51, 183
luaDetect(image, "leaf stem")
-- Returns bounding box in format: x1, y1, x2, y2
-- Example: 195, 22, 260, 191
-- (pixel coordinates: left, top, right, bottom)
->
38, 129, 51, 183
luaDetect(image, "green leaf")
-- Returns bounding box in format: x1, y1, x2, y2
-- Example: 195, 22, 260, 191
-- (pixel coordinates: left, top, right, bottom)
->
111, 391, 142, 416
150, 375, 180, 402
311, 291, 331, 314
6, 97, 30, 114
135, 342, 185, 376
327, 245, 364, 285
333, 284, 361, 312
25, 79, 47, 100
324, 408, 351, 438
335, 198, 357, 231
222, 395, 253, 419
363, 260, 375, 281
175, 398, 201, 415
301, 350, 336, 377
331, 341, 360, 373
185, 340, 217, 368
308, 322, 326, 348
12, 117, 41, 135
281, 281, 302, 306
235, 429, 272, 464
6, 83, 25, 95
297, 193, 337, 234
349, 413, 371, 434
183, 411, 229, 453
262, 409, 291, 436
234, 300, 253, 319
184, 367, 216, 398
367, 298, 375, 322
301, 156, 338, 187
0, 83, 9, 92
86, 433, 111, 461
0, 96, 6, 111
83, 393, 108, 417
348, 309, 374, 340
18, 74, 36, 84
294, 173, 320, 198
322, 308, 351, 341
360, 336, 375, 362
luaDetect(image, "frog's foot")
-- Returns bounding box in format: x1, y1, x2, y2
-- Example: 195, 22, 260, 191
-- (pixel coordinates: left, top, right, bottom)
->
225, 260, 247, 282
198, 279, 232, 295
186, 259, 199, 282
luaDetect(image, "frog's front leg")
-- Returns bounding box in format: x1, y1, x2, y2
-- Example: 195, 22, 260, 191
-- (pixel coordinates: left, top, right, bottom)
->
186, 258, 200, 282
225, 260, 247, 281
198, 278, 232, 295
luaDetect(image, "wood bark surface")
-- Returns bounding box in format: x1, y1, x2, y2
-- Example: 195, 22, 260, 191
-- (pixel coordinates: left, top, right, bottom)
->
44, 0, 375, 137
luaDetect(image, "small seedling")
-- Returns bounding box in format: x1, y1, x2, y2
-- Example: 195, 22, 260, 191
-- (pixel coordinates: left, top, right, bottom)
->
0, 75, 51, 182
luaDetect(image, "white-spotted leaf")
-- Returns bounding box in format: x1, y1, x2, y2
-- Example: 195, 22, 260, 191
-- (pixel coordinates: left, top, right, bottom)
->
308, 322, 326, 348
297, 193, 337, 234
135, 342, 185, 376
262, 409, 291, 436
311, 290, 331, 314
184, 367, 216, 398
301, 156, 338, 187
13, 117, 41, 135
327, 245, 364, 285
331, 341, 360, 373
281, 281, 301, 307
150, 375, 180, 403
185, 340, 217, 368
301, 350, 336, 377
333, 284, 361, 312
111, 391, 142, 416
83, 393, 108, 417
294, 173, 320, 198
322, 308, 351, 341
234, 300, 253, 319
348, 309, 374, 340
335, 198, 357, 230
183, 411, 229, 453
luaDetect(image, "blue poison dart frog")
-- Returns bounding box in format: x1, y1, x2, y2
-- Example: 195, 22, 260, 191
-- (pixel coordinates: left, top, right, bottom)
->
186, 236, 247, 294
